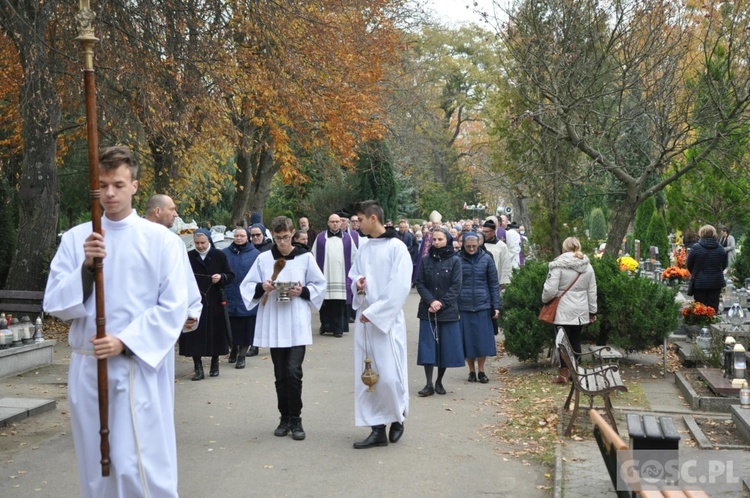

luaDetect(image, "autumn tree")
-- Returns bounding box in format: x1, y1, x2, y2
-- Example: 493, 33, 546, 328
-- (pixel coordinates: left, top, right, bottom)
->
499, 0, 750, 258
0, 1, 68, 290
386, 25, 495, 219
223, 0, 405, 225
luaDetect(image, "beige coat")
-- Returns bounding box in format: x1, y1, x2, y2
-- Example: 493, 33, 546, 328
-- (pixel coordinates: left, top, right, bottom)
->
541, 252, 597, 325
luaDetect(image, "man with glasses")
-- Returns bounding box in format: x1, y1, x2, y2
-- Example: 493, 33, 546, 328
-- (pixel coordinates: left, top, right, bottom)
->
240, 216, 326, 441
481, 220, 512, 289
312, 213, 357, 337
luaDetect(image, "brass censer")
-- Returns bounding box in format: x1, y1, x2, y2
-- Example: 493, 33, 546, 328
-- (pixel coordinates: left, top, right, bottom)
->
361, 356, 378, 392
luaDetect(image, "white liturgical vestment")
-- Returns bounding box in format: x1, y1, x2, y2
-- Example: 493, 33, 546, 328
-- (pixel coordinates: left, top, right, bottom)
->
44, 210, 189, 498
349, 234, 412, 426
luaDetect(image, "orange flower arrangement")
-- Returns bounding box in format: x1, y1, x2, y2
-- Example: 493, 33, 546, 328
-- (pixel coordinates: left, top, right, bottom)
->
682, 301, 717, 326
662, 266, 690, 281
673, 247, 687, 269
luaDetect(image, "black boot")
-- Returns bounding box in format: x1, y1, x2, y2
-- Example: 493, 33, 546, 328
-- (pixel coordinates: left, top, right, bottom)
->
290, 417, 306, 441
191, 358, 204, 381
209, 356, 219, 377
389, 422, 404, 443
274, 416, 291, 437
247, 346, 259, 357
353, 425, 388, 449
228, 346, 238, 363
236, 346, 248, 369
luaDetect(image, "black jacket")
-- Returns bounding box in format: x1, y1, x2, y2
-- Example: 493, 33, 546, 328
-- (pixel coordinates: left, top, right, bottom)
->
687, 237, 727, 290
415, 245, 462, 322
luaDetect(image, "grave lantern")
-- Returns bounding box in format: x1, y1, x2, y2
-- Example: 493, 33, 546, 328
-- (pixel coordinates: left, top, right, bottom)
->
733, 343, 747, 387
725, 336, 737, 378
728, 302, 745, 334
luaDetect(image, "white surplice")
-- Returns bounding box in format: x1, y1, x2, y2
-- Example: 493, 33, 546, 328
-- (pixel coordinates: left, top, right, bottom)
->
311, 232, 356, 300
484, 240, 513, 285
44, 210, 189, 498
240, 250, 326, 347
349, 235, 412, 427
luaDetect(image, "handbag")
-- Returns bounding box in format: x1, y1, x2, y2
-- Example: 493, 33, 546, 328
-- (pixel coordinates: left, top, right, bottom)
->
686, 277, 696, 296
538, 274, 581, 324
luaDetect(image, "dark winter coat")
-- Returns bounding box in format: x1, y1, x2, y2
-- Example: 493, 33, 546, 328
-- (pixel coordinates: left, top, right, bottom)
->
687, 237, 727, 290
415, 244, 462, 322
457, 249, 501, 312
222, 242, 260, 317
179, 248, 235, 357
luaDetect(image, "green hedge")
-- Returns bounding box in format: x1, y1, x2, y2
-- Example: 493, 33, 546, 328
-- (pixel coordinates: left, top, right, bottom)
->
500, 256, 680, 362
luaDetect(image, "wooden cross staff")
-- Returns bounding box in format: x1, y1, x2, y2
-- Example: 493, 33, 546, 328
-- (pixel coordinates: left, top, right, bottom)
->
76, 0, 110, 477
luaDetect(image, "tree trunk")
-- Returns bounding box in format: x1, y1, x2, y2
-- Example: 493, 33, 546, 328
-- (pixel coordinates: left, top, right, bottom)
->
606, 198, 640, 259
3, 5, 61, 291
230, 148, 254, 226
246, 143, 276, 213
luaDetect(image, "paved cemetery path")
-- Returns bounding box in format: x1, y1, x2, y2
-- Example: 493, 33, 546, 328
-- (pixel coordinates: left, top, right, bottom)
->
0, 290, 549, 497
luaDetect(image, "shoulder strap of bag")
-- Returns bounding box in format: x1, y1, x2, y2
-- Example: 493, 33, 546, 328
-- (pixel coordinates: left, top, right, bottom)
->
559, 273, 581, 298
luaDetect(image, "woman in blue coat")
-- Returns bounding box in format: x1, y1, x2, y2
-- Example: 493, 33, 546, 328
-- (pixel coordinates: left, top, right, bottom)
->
415, 228, 463, 396
458, 232, 501, 384
222, 228, 261, 368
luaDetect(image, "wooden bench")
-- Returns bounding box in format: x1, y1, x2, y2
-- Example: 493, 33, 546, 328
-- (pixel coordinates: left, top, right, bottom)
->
590, 409, 709, 498
557, 327, 628, 436
0, 290, 45, 321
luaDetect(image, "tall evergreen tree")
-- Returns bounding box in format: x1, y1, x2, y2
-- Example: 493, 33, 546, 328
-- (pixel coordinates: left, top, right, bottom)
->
355, 141, 398, 221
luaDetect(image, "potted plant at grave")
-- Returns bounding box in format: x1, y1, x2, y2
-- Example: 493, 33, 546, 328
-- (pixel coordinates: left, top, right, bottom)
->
662, 266, 690, 286
681, 301, 718, 340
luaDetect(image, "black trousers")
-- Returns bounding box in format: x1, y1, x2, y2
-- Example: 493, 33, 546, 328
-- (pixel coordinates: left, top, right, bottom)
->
558, 324, 583, 364
692, 288, 721, 313
271, 346, 306, 418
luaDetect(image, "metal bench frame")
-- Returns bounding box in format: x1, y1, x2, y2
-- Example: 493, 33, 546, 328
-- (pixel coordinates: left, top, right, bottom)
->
557, 327, 628, 436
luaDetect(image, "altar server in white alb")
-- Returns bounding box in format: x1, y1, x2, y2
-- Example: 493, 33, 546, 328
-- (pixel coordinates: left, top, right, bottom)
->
44, 146, 189, 498
240, 216, 326, 441
349, 200, 413, 449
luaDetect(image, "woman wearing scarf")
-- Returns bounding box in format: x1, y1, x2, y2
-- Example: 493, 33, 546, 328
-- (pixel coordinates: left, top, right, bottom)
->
180, 228, 235, 380
414, 228, 463, 396
249, 223, 274, 252
457, 232, 501, 384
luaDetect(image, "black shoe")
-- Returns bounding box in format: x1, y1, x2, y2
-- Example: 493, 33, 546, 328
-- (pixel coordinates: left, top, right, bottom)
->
228, 346, 238, 363
389, 422, 404, 443
353, 425, 388, 449
191, 364, 204, 381
247, 346, 259, 357
290, 417, 306, 441
435, 384, 446, 395
235, 356, 246, 369
209, 357, 219, 377
467, 371, 477, 383
478, 371, 489, 384
274, 417, 291, 437
418, 385, 434, 397
333, 332, 343, 338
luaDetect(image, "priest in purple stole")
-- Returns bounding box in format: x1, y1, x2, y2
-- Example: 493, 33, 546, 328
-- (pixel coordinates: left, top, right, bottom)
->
312, 213, 357, 337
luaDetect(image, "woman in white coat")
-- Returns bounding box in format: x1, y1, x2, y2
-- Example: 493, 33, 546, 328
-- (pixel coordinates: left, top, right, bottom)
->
541, 237, 597, 383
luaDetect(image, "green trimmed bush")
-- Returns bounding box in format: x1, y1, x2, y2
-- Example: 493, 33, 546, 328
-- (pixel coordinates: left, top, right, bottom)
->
733, 234, 750, 285
500, 262, 551, 362
500, 257, 680, 361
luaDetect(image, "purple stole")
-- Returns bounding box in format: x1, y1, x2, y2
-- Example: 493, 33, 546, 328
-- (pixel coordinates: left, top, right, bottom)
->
412, 231, 433, 283
348, 228, 360, 247
315, 231, 354, 304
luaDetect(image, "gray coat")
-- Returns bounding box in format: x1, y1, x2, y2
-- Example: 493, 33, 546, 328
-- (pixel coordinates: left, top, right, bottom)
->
542, 252, 597, 325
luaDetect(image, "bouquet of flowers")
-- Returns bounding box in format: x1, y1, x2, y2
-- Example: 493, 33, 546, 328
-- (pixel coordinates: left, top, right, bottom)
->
662, 266, 690, 282
681, 301, 718, 326
617, 256, 639, 272
672, 247, 687, 269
